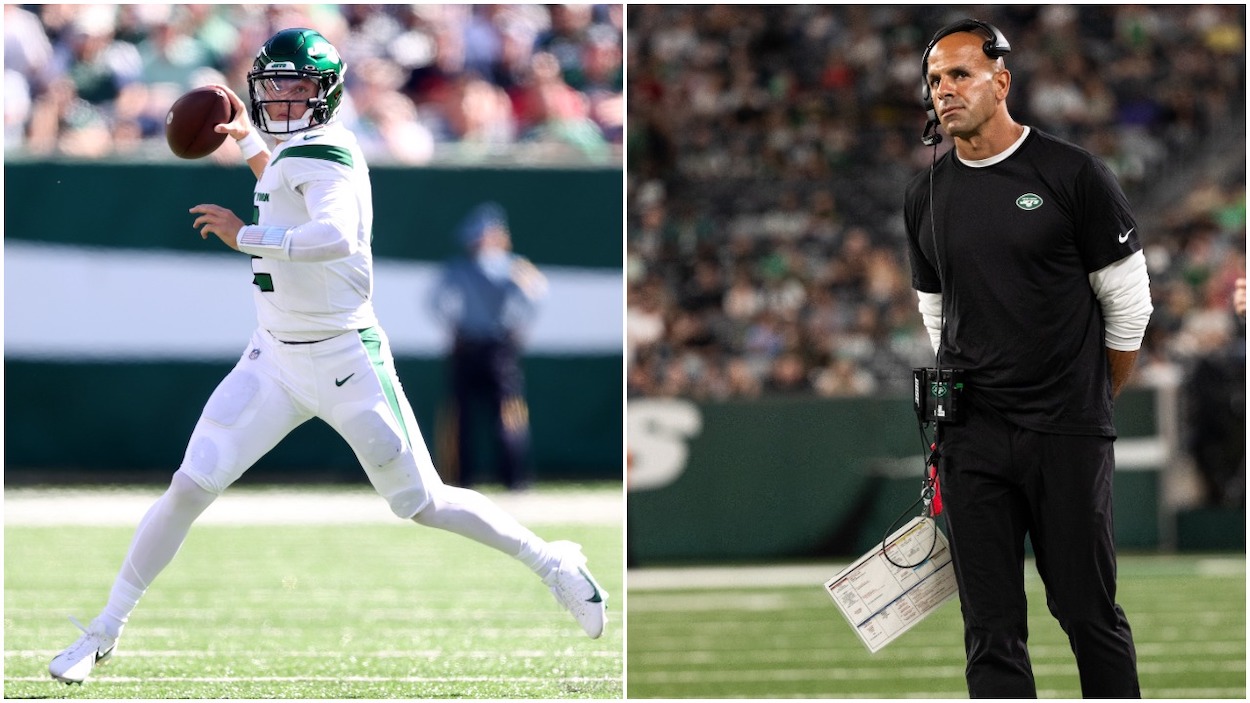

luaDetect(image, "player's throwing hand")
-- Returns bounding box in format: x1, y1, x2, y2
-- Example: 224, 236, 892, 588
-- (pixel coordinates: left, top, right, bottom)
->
190, 204, 244, 251
205, 83, 253, 141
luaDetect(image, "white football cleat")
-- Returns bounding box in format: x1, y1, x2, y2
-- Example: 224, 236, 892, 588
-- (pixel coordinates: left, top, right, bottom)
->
48, 616, 117, 684
544, 540, 608, 638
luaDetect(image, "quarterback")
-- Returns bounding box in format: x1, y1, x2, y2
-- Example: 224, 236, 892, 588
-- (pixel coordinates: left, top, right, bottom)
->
49, 28, 607, 685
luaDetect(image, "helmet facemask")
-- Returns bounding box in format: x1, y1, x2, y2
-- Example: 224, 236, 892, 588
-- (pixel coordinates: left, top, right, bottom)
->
247, 28, 345, 137
248, 70, 331, 136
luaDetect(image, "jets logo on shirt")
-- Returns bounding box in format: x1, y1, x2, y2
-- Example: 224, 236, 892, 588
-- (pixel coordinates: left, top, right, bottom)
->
1016, 193, 1043, 210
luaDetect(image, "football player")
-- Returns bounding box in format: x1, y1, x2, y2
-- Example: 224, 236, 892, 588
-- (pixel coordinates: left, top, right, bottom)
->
49, 27, 607, 686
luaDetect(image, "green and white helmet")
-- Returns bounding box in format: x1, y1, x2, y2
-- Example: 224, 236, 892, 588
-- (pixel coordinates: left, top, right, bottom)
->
248, 28, 346, 136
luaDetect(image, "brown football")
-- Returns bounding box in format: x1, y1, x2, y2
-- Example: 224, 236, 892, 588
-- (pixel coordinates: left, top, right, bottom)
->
165, 87, 235, 159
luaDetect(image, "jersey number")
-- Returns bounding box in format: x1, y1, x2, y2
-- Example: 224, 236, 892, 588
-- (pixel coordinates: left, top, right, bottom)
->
250, 255, 274, 292
253, 273, 275, 292
249, 212, 275, 292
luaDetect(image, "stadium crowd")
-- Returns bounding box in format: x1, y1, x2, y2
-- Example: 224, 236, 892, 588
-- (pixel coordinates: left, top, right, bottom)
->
626, 5, 1245, 505
4, 3, 623, 164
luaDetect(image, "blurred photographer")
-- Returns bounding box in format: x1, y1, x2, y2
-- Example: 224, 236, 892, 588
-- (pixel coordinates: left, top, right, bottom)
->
430, 202, 547, 490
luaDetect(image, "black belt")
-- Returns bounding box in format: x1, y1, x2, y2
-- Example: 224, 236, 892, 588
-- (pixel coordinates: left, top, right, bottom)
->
275, 331, 350, 345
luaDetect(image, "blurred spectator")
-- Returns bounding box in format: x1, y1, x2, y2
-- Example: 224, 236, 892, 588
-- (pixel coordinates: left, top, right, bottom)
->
1181, 304, 1245, 507
5, 69, 33, 150
766, 352, 810, 395
49, 7, 143, 106
516, 51, 611, 161
535, 4, 596, 89
137, 11, 214, 90
5, 5, 54, 91
581, 25, 624, 142
6, 4, 622, 164
423, 73, 515, 146
348, 56, 435, 164
26, 77, 113, 157
813, 356, 879, 398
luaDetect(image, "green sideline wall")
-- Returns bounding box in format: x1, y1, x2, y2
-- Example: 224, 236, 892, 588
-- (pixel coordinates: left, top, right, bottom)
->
4, 161, 622, 484
627, 389, 1191, 561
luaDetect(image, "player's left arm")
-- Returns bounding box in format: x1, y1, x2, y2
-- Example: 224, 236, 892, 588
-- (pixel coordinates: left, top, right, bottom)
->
1075, 156, 1153, 397
1089, 251, 1152, 397
190, 203, 244, 251
192, 166, 360, 259
236, 168, 362, 262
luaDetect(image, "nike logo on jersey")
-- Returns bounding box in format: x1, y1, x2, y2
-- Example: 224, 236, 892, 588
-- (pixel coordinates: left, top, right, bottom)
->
1118, 228, 1134, 243
335, 373, 355, 387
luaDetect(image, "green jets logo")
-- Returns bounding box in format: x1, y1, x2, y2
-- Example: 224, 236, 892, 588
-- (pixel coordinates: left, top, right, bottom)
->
1016, 193, 1043, 210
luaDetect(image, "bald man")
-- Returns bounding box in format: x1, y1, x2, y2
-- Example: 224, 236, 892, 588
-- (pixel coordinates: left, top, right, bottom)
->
903, 20, 1150, 698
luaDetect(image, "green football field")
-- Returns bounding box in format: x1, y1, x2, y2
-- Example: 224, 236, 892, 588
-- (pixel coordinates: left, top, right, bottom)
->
627, 554, 1245, 699
3, 484, 623, 699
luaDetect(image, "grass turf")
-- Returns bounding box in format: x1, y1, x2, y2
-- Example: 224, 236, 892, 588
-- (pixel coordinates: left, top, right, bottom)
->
4, 501, 622, 699
626, 554, 1245, 698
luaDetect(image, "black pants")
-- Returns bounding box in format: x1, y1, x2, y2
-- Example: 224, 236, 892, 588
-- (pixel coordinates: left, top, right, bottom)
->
938, 398, 1140, 698
450, 337, 531, 490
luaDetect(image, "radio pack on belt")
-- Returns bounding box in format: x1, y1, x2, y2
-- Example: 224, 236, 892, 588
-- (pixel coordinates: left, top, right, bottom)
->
912, 367, 965, 423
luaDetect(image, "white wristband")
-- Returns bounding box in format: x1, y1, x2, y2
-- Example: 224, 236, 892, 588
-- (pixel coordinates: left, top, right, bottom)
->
236, 131, 267, 160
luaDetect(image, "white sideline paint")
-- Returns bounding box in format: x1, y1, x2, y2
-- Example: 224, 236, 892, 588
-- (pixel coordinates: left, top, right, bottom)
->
5, 675, 617, 683
7, 648, 621, 659
3, 487, 622, 526
628, 564, 849, 591
627, 556, 1244, 591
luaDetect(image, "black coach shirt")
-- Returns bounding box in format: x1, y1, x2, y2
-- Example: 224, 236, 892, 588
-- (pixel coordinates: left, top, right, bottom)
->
904, 128, 1142, 437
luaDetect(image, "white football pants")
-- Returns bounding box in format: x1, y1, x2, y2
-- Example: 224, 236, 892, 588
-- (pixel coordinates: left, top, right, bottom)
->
99, 326, 554, 636
183, 326, 439, 517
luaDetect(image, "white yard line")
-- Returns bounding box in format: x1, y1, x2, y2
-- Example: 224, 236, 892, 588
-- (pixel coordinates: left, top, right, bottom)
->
627, 556, 1245, 591
6, 675, 618, 683
6, 649, 620, 659
3, 486, 622, 526
628, 563, 852, 590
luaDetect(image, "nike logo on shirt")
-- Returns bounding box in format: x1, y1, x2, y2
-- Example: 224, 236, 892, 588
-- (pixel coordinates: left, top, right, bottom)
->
335, 374, 355, 387
1118, 228, 1134, 243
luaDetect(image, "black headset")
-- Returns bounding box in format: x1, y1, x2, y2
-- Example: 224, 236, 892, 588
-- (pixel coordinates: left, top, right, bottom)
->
920, 19, 1011, 146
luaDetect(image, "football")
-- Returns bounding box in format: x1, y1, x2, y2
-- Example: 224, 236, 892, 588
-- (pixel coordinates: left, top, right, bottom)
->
165, 86, 234, 159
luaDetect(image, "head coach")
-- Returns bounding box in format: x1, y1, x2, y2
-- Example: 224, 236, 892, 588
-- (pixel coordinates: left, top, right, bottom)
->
903, 19, 1153, 698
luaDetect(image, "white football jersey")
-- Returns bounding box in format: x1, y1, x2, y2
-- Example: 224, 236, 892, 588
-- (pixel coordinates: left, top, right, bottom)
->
242, 122, 378, 339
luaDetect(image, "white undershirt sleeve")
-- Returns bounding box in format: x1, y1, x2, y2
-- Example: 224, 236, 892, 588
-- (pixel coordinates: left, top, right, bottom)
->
1088, 250, 1153, 351
916, 290, 943, 355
